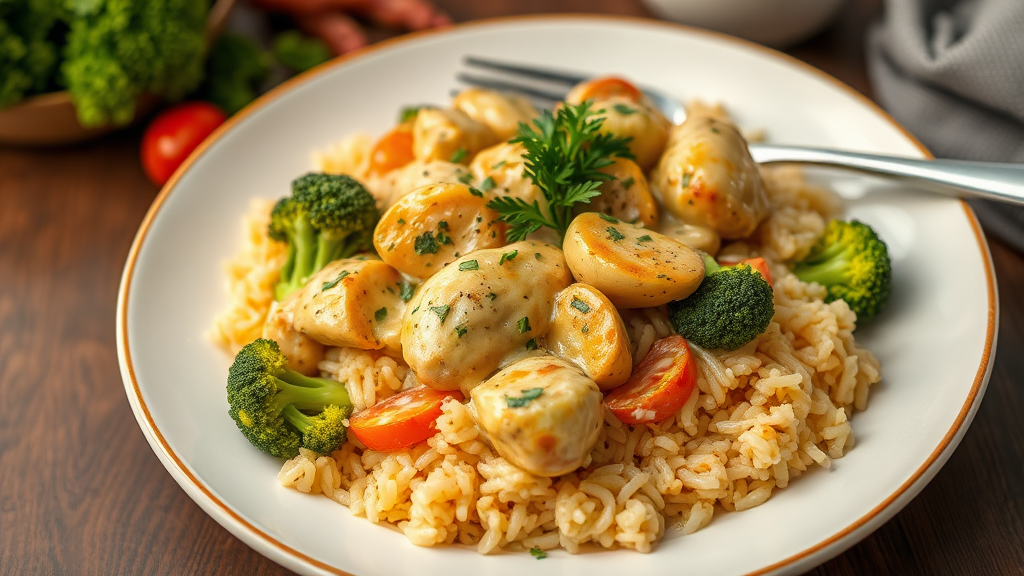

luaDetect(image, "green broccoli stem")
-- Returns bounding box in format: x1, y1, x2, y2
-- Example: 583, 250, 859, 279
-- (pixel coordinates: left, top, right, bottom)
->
701, 252, 721, 275
281, 404, 317, 434
793, 256, 850, 286
313, 233, 363, 272
271, 374, 351, 414
289, 217, 318, 293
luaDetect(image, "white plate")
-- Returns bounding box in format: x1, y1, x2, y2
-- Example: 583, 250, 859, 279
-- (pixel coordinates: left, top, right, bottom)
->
117, 16, 997, 576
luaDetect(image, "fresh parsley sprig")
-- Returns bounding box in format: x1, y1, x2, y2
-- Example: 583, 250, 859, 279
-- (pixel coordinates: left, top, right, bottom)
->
487, 102, 633, 243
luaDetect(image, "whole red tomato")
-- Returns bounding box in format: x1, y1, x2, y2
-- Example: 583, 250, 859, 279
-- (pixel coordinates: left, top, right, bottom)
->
141, 102, 227, 186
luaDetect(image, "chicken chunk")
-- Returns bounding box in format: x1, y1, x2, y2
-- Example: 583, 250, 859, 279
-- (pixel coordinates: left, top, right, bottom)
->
471, 355, 603, 477
262, 298, 325, 376
412, 108, 498, 164
651, 115, 768, 240
401, 241, 573, 394
453, 88, 538, 142
291, 257, 408, 355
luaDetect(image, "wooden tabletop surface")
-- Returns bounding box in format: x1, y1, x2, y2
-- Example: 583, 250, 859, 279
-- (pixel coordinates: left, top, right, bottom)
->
2, 1, 1022, 574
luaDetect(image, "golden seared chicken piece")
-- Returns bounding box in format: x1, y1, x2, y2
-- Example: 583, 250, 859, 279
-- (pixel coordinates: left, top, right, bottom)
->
547, 283, 632, 390
262, 299, 325, 376
402, 241, 573, 394
453, 88, 538, 142
291, 258, 408, 355
588, 97, 670, 172
651, 115, 768, 240
469, 142, 546, 209
412, 108, 499, 164
562, 213, 705, 308
366, 160, 472, 209
577, 157, 658, 228
374, 183, 507, 279
658, 219, 722, 256
471, 355, 603, 477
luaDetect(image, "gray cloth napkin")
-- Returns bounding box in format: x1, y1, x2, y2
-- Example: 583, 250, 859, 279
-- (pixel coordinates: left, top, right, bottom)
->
867, 0, 1024, 252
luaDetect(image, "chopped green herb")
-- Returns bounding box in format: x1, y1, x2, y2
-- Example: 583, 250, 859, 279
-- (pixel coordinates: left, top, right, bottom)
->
398, 218, 406, 225
492, 160, 507, 170
469, 187, 483, 197
529, 547, 548, 560
657, 274, 667, 279
436, 230, 453, 245
525, 338, 538, 351
517, 316, 532, 333
621, 176, 635, 189
459, 260, 479, 271
534, 252, 542, 260
400, 282, 415, 302
637, 234, 653, 243
458, 172, 474, 184
499, 250, 519, 265
598, 213, 620, 223
374, 307, 388, 322
438, 220, 449, 230
411, 305, 420, 314
613, 103, 636, 115
505, 387, 543, 408
450, 148, 467, 163
606, 227, 626, 242
430, 305, 450, 323
455, 324, 468, 338
710, 126, 720, 134
479, 176, 496, 192
387, 243, 396, 252
399, 105, 425, 123
476, 216, 483, 223
581, 324, 589, 334
321, 270, 350, 291
487, 292, 497, 301
414, 232, 440, 255
570, 297, 591, 314
681, 173, 692, 188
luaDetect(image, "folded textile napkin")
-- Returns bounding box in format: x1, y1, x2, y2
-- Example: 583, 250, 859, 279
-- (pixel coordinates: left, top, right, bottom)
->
868, 0, 1024, 251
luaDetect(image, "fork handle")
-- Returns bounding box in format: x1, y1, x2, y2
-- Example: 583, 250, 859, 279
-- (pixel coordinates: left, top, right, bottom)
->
749, 144, 1024, 206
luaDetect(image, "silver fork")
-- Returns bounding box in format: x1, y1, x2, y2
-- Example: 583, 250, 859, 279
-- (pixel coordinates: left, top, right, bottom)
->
458, 56, 1024, 206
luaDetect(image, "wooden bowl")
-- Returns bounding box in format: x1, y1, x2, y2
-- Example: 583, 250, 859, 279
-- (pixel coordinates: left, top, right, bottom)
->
0, 0, 236, 146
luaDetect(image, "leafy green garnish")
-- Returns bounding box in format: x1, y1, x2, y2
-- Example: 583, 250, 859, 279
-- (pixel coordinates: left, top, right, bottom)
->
598, 213, 620, 223
486, 102, 633, 243
459, 260, 479, 271
606, 227, 626, 241
529, 547, 548, 559
637, 234, 653, 243
613, 103, 636, 115
499, 250, 518, 265
480, 176, 496, 192
400, 282, 416, 302
455, 324, 467, 338
374, 307, 388, 322
450, 148, 467, 163
458, 172, 474, 184
517, 317, 532, 333
506, 387, 543, 408
525, 338, 538, 351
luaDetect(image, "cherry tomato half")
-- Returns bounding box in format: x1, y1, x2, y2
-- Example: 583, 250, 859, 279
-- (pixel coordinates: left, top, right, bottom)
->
141, 102, 227, 186
718, 256, 774, 288
367, 123, 416, 176
348, 385, 463, 451
604, 335, 697, 424
570, 77, 644, 104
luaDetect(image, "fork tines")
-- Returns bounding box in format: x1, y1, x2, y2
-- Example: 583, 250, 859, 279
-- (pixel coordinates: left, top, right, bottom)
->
456, 56, 592, 106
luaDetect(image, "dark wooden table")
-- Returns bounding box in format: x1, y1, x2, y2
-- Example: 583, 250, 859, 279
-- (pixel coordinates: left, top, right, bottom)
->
2, 1, 1022, 574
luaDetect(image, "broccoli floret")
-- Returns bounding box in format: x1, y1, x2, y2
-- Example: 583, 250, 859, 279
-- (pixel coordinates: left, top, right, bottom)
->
227, 339, 353, 458
0, 0, 63, 108
61, 0, 208, 127
202, 32, 271, 115
792, 219, 892, 322
668, 254, 775, 350
269, 173, 379, 300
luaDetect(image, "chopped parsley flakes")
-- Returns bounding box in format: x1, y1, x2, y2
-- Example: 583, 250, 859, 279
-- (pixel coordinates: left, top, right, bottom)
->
321, 270, 349, 291
570, 297, 591, 314
430, 305, 450, 323
414, 231, 440, 255
681, 173, 692, 188
505, 387, 543, 408
525, 338, 538, 351
479, 176, 495, 192
529, 547, 548, 559
606, 227, 626, 242
459, 260, 479, 271
517, 316, 532, 333
450, 147, 467, 163
374, 307, 388, 322
637, 234, 653, 243
598, 212, 620, 223
613, 103, 636, 115
455, 324, 467, 338
400, 282, 415, 302
499, 249, 518, 265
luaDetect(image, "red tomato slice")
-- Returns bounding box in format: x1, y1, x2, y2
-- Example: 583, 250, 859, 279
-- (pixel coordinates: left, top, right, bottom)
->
718, 256, 774, 288
348, 385, 463, 451
604, 335, 697, 424
575, 77, 643, 103
367, 124, 415, 176
141, 102, 227, 186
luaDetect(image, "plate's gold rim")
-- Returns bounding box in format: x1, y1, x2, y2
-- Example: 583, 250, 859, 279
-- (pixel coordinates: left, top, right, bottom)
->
116, 13, 998, 576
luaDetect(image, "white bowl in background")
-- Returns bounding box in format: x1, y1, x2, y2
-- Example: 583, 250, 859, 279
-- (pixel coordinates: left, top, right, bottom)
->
642, 0, 846, 46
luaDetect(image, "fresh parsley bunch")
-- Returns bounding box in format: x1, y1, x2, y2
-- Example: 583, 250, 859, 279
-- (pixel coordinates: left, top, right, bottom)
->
487, 102, 634, 243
